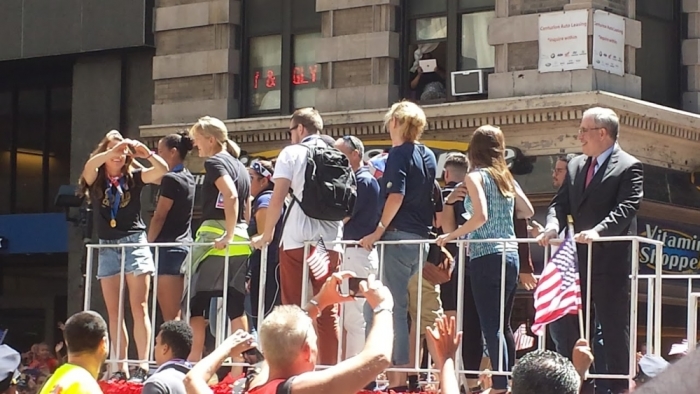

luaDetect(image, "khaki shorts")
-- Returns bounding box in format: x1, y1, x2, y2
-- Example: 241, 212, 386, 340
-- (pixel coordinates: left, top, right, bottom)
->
408, 271, 444, 335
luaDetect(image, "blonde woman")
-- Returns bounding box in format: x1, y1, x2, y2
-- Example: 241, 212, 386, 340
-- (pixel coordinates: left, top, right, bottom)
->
437, 125, 534, 393
359, 100, 439, 390
79, 130, 168, 381
186, 116, 251, 375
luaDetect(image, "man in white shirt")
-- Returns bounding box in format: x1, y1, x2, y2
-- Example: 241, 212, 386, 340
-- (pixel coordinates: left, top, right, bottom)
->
252, 108, 343, 366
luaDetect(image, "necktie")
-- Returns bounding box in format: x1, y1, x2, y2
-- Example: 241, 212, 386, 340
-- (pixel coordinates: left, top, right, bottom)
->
585, 157, 597, 188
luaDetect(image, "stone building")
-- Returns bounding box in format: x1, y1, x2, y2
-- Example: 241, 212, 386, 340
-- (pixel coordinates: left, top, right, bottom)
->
0, 0, 698, 354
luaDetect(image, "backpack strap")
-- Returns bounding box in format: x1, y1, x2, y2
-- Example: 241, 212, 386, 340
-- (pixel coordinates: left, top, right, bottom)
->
276, 377, 295, 394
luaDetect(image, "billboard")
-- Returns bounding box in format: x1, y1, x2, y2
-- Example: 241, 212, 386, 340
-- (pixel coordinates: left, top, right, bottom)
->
638, 218, 700, 275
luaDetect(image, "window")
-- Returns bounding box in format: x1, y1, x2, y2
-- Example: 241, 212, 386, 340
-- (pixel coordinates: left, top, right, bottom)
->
244, 0, 321, 116
249, 36, 282, 112
460, 11, 496, 70
0, 59, 72, 214
292, 33, 323, 109
636, 0, 681, 109
404, 0, 495, 102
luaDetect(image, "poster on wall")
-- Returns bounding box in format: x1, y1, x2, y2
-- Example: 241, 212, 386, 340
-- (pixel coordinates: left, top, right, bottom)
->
592, 10, 625, 76
538, 10, 589, 73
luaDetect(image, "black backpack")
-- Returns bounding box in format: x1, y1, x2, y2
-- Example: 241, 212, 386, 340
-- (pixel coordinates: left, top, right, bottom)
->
293, 141, 357, 221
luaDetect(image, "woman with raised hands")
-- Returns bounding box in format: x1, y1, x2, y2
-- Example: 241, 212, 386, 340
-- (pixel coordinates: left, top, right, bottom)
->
79, 130, 168, 382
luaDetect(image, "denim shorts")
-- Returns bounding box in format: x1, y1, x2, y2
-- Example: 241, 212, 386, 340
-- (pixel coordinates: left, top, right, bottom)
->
97, 232, 155, 279
151, 246, 189, 276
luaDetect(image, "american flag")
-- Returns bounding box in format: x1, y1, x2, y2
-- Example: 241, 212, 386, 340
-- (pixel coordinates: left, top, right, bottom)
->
531, 233, 582, 336
307, 238, 330, 280
513, 323, 535, 351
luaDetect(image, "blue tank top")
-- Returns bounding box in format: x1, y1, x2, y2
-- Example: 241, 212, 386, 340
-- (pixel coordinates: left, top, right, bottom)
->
463, 169, 517, 259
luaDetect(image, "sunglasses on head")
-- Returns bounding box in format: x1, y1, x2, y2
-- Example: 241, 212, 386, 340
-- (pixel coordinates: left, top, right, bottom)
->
343, 135, 359, 151
251, 161, 272, 179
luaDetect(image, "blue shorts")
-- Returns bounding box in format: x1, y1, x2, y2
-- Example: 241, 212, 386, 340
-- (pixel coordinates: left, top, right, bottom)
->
152, 246, 189, 276
97, 232, 155, 279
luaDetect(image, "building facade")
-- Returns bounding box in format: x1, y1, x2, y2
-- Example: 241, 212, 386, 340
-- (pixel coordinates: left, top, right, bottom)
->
0, 0, 698, 354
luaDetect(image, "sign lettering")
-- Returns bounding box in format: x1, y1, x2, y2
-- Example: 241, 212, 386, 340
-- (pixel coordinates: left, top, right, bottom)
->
639, 219, 700, 274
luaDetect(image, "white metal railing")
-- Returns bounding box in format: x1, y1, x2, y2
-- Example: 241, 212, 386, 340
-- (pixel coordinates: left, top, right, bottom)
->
84, 235, 671, 384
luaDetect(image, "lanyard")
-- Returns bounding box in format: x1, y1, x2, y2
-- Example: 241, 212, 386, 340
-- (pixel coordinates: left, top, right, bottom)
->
105, 177, 125, 228
171, 163, 184, 172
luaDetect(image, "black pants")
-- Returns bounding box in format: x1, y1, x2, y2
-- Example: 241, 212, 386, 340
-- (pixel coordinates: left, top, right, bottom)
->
550, 274, 630, 394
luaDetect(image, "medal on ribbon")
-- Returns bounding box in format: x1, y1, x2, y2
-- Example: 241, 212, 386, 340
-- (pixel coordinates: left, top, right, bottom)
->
106, 177, 124, 228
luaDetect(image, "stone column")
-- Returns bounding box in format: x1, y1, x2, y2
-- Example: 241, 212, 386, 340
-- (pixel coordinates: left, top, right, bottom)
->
314, 0, 400, 112
683, 0, 700, 113
488, 0, 641, 99
151, 0, 241, 124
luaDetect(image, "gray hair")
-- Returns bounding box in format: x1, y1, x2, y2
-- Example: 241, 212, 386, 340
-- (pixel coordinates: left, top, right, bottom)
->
340, 135, 365, 158
583, 107, 619, 140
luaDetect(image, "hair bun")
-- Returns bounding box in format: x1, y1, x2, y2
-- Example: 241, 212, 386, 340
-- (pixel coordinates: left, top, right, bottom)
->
178, 132, 194, 152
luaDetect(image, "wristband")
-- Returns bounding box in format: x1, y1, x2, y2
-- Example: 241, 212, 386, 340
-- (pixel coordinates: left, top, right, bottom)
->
306, 298, 322, 318
146, 150, 155, 159
373, 300, 394, 314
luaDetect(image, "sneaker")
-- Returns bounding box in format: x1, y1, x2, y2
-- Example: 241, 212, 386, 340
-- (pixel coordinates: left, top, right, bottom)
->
128, 367, 149, 383
109, 371, 128, 381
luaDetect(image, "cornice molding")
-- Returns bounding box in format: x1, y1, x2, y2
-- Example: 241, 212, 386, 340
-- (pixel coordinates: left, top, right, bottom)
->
140, 91, 700, 146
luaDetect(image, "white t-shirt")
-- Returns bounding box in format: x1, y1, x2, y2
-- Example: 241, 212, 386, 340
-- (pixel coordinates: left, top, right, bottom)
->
273, 136, 343, 252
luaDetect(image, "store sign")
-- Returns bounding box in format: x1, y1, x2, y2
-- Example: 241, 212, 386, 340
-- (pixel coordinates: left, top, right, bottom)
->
639, 218, 700, 274
538, 10, 589, 73
251, 64, 321, 90
592, 10, 625, 76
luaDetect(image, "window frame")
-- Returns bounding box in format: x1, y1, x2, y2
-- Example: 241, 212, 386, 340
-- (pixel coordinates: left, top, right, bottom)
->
0, 58, 72, 214
242, 0, 322, 117
403, 0, 495, 102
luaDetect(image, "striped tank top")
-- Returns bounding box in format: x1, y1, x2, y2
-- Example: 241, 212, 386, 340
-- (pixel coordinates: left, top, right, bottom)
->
463, 169, 517, 259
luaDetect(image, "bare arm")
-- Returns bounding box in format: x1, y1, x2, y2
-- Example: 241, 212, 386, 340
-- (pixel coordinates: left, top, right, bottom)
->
291, 312, 392, 394
444, 172, 487, 240
184, 331, 255, 394
514, 182, 534, 219
147, 196, 173, 243
140, 154, 169, 185
81, 140, 132, 186
215, 175, 240, 241
290, 280, 393, 394
254, 208, 268, 237
263, 179, 291, 237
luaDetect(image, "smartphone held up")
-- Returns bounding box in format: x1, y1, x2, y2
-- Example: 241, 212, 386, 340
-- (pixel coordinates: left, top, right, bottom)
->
341, 277, 367, 298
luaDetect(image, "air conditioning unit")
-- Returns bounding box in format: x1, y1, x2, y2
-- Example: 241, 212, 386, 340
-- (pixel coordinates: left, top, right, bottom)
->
451, 69, 488, 96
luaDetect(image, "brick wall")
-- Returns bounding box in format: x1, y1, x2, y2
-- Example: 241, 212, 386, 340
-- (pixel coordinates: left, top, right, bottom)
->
333, 60, 373, 88
334, 7, 375, 36
156, 26, 217, 55
154, 75, 215, 104
508, 42, 539, 71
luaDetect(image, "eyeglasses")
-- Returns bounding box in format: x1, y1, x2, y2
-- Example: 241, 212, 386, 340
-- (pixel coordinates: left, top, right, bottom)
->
578, 127, 602, 134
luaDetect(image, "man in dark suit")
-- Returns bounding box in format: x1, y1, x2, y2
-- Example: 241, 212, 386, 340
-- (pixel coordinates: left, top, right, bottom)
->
537, 107, 644, 394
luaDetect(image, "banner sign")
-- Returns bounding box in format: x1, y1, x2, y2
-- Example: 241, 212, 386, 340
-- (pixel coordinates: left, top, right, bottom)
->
538, 10, 589, 73
592, 10, 625, 76
638, 218, 700, 274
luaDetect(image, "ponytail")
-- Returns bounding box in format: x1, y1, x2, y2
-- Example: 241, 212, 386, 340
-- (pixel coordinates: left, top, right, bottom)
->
225, 138, 241, 159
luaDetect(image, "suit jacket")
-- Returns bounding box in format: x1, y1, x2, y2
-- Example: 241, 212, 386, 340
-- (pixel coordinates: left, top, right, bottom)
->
546, 145, 644, 276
